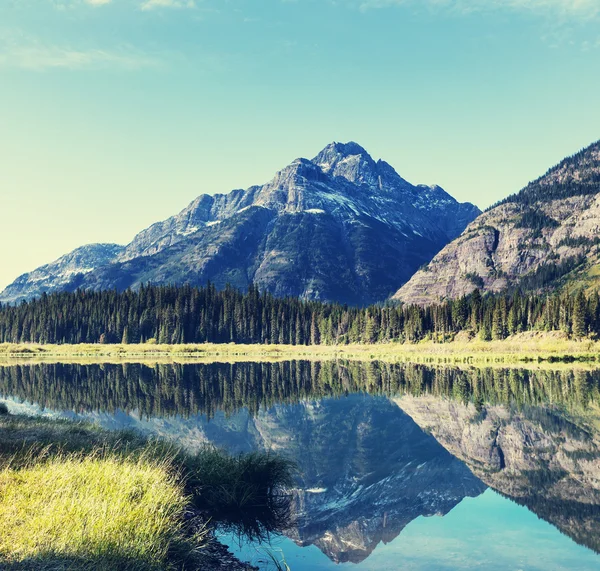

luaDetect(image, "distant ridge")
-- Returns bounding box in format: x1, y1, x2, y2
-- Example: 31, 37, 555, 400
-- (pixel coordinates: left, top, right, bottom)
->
0, 244, 124, 305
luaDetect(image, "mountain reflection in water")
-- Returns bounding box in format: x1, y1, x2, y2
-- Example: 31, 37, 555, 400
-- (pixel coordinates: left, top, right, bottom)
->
1, 361, 599, 567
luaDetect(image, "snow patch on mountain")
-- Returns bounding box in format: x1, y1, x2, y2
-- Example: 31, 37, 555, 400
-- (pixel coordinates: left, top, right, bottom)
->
0, 244, 124, 304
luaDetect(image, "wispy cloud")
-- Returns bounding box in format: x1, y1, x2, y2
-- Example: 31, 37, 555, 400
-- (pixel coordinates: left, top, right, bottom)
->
0, 36, 159, 71
141, 0, 196, 10
356, 0, 600, 19
51, 0, 197, 9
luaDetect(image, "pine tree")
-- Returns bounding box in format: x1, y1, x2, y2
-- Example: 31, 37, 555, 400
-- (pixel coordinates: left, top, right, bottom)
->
310, 314, 320, 345
364, 315, 376, 344
492, 303, 505, 340
572, 290, 588, 338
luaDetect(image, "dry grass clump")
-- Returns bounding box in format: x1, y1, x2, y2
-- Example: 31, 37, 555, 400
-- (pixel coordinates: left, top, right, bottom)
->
0, 451, 192, 571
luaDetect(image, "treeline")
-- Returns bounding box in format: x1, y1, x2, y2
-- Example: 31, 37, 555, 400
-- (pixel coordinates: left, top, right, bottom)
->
0, 283, 599, 345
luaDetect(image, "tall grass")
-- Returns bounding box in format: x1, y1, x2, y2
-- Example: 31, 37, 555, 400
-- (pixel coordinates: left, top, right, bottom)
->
0, 451, 192, 570
186, 447, 296, 540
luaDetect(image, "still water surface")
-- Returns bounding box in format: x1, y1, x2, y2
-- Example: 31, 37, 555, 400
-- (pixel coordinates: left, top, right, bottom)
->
1, 361, 600, 570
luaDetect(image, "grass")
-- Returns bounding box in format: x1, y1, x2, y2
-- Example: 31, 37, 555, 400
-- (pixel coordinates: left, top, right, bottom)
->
0, 413, 295, 570
0, 453, 190, 571
188, 448, 295, 512
187, 448, 295, 541
2, 331, 600, 365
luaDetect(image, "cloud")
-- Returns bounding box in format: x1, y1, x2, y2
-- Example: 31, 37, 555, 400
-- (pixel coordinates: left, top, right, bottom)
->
356, 0, 600, 19
0, 36, 159, 71
51, 0, 197, 9
140, 0, 196, 10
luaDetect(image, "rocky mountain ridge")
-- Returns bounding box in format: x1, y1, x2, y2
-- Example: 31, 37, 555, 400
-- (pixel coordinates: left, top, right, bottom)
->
394, 140, 600, 304
0, 244, 124, 304
1, 142, 480, 306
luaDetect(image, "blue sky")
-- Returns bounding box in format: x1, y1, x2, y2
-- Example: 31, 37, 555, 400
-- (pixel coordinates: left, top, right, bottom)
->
1, 0, 600, 289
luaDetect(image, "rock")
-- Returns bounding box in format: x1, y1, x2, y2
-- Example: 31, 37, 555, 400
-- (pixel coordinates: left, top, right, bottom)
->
394, 140, 600, 304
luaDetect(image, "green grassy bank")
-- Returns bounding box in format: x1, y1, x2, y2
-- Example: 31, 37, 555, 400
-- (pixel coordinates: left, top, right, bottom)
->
0, 410, 294, 570
1, 331, 600, 365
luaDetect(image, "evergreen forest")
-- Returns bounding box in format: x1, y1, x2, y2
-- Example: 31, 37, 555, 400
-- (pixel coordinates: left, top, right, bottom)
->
0, 283, 598, 345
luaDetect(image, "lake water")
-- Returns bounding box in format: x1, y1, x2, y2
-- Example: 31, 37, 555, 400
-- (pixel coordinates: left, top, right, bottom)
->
1, 361, 600, 570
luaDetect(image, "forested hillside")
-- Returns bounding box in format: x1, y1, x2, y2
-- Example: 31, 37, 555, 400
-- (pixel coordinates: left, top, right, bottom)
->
496, 140, 600, 206
1, 284, 599, 345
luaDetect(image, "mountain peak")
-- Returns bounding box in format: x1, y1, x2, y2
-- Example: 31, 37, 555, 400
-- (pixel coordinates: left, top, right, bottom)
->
1, 141, 481, 306
312, 141, 383, 188
313, 141, 373, 169
322, 141, 371, 158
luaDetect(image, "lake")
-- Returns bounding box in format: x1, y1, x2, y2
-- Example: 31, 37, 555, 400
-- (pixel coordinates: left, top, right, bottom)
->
1, 361, 599, 570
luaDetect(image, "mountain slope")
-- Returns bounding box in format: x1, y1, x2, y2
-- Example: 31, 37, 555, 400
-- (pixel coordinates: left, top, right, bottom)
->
394, 140, 600, 305
1, 142, 480, 306
0, 244, 124, 305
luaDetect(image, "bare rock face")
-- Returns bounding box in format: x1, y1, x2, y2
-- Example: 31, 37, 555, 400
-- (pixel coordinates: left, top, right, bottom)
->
394, 395, 600, 552
394, 140, 600, 304
1, 142, 480, 306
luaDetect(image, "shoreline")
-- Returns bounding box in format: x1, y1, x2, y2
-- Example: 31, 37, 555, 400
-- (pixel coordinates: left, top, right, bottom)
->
1, 332, 599, 365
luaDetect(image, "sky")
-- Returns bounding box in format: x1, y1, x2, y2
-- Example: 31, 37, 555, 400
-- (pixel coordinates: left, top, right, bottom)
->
1, 0, 600, 291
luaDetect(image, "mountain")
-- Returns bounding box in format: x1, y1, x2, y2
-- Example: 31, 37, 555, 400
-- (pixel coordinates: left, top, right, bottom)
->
1, 142, 480, 306
0, 244, 124, 305
394, 140, 600, 305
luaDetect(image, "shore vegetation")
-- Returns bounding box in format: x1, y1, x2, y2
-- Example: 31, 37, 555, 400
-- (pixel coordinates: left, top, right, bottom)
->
0, 413, 294, 570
